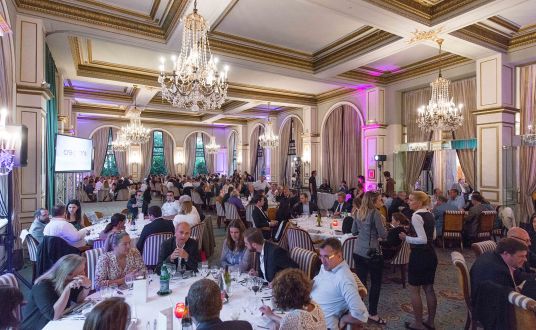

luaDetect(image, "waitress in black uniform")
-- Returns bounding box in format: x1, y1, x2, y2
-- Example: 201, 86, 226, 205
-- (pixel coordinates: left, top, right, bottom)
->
399, 191, 437, 330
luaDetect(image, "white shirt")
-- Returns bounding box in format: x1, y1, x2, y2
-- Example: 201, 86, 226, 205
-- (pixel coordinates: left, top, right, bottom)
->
95, 181, 103, 191
43, 217, 87, 248
162, 200, 181, 217
405, 208, 436, 245
166, 182, 174, 189
253, 180, 269, 191
266, 189, 278, 201
173, 211, 200, 228
311, 261, 369, 329
259, 243, 266, 281
183, 182, 193, 188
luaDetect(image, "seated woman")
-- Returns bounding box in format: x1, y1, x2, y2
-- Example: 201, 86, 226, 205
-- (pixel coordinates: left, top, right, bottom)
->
83, 297, 131, 330
99, 213, 127, 241
0, 285, 24, 330
220, 220, 253, 272
380, 212, 410, 259
259, 268, 326, 330
173, 200, 201, 228
228, 189, 246, 212
95, 231, 146, 289
22, 254, 91, 330
65, 199, 84, 229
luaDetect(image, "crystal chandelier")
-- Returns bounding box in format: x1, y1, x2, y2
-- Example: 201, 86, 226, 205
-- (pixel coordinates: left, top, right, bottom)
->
121, 107, 150, 145
111, 131, 129, 152
417, 39, 464, 132
158, 0, 229, 112
0, 108, 19, 176
205, 135, 220, 154
522, 124, 536, 145
259, 105, 279, 149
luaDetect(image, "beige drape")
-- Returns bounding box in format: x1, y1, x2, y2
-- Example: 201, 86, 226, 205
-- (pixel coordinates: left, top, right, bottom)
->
250, 126, 263, 175
520, 64, 536, 223
140, 134, 154, 179
184, 133, 197, 176
202, 134, 215, 173
451, 78, 477, 187
403, 88, 432, 192
228, 132, 237, 174
92, 127, 110, 176
279, 119, 303, 185
111, 128, 128, 177
321, 105, 361, 190
163, 132, 176, 176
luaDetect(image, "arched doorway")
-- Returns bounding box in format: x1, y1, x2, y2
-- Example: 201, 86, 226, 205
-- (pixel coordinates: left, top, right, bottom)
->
279, 116, 303, 186
249, 124, 266, 180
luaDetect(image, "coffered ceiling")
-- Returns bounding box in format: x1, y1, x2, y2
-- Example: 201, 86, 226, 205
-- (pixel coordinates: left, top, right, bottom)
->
13, 0, 536, 127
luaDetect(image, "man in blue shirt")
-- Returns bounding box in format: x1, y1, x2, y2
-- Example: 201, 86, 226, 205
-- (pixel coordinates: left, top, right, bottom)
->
432, 195, 459, 236
28, 208, 50, 243
447, 189, 465, 210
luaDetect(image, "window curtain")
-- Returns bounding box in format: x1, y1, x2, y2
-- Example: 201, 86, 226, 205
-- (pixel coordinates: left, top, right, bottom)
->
140, 134, 154, 179
403, 88, 432, 192
449, 78, 477, 187
279, 121, 291, 185
91, 127, 109, 177
321, 105, 361, 190
227, 132, 236, 175
250, 126, 262, 175
45, 46, 58, 208
520, 64, 536, 223
111, 128, 128, 177
202, 134, 215, 173
163, 132, 176, 176
184, 134, 197, 176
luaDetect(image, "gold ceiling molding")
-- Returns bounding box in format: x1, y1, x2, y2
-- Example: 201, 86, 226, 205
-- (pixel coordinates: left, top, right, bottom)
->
149, 0, 161, 20
72, 0, 153, 20
210, 0, 240, 32
363, 0, 493, 26
407, 27, 444, 44
64, 86, 133, 103
312, 26, 375, 57
488, 16, 520, 33
227, 83, 317, 106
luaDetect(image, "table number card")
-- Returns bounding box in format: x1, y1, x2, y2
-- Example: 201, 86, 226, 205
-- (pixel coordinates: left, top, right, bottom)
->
133, 277, 148, 304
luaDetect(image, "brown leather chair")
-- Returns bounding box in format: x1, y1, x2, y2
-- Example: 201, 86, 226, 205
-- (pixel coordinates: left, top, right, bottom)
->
443, 210, 465, 250
451, 251, 476, 330
471, 240, 496, 258
476, 211, 496, 242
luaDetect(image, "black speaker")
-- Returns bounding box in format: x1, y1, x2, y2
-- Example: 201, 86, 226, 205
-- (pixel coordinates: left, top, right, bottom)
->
421, 152, 434, 171
374, 154, 387, 161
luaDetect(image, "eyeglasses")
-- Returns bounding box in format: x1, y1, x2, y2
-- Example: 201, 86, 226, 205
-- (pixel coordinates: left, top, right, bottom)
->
319, 254, 337, 260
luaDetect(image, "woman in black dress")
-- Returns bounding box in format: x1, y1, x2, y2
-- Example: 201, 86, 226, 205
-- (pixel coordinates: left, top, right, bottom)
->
399, 191, 437, 330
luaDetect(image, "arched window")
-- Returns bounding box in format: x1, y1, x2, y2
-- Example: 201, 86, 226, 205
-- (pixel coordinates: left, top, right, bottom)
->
194, 133, 208, 175
150, 131, 167, 175
101, 128, 119, 176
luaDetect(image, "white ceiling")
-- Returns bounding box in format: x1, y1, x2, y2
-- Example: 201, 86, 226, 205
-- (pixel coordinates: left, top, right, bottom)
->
365, 44, 440, 72
215, 0, 365, 53
499, 1, 536, 27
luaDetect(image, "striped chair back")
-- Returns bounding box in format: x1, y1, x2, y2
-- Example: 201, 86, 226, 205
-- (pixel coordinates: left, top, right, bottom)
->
287, 227, 315, 252
471, 240, 497, 258
162, 185, 168, 196
245, 204, 255, 226
143, 233, 174, 267
477, 211, 497, 240
277, 222, 290, 251
92, 239, 106, 250
391, 241, 411, 266
224, 202, 241, 221
290, 247, 320, 279
0, 273, 21, 320
216, 201, 226, 217
190, 222, 205, 251
443, 210, 465, 250
342, 236, 357, 270
191, 190, 204, 206
26, 233, 39, 262
451, 251, 473, 328
84, 248, 104, 290
509, 292, 536, 329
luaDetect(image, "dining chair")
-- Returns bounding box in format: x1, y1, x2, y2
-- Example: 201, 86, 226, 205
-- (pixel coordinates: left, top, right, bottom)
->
22, 232, 39, 282
471, 240, 496, 258
142, 233, 174, 268
476, 211, 497, 242
84, 247, 104, 290
443, 210, 465, 250
190, 222, 205, 251
216, 201, 226, 228
451, 251, 475, 330
341, 236, 357, 271
290, 247, 320, 280
0, 273, 21, 320
286, 227, 315, 252
224, 202, 241, 224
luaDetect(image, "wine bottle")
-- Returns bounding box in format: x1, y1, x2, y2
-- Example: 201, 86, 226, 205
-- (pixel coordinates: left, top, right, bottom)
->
223, 265, 232, 292
316, 212, 322, 227
181, 297, 193, 329
160, 265, 170, 294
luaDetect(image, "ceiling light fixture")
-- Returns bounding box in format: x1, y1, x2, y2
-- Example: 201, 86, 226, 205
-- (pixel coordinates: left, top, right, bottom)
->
205, 126, 220, 154
121, 106, 150, 145
111, 131, 129, 152
259, 103, 279, 149
417, 38, 463, 132
158, 0, 229, 112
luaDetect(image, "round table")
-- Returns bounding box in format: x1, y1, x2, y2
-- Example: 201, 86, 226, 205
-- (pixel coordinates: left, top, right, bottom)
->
293, 215, 353, 243
85, 218, 151, 247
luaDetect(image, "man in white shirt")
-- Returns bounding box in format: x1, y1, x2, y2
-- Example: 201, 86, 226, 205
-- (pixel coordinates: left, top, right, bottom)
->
311, 238, 369, 329
253, 176, 269, 192
95, 177, 104, 191
43, 205, 88, 248
162, 191, 181, 218
265, 183, 278, 201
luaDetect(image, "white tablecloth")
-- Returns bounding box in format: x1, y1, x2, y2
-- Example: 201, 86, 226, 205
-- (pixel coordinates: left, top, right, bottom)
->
293, 216, 353, 243
85, 218, 151, 247
44, 274, 277, 330
317, 192, 337, 210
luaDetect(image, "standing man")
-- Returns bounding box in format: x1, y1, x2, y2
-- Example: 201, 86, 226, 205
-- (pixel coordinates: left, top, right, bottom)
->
383, 171, 395, 197
309, 170, 318, 205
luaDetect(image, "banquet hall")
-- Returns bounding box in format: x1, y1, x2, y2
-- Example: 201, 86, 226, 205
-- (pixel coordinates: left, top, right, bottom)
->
1, 0, 536, 329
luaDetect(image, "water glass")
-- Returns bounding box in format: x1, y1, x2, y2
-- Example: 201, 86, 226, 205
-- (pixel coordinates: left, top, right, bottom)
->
125, 274, 134, 290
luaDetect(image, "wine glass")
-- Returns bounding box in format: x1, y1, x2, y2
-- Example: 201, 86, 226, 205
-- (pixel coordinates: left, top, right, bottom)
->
178, 263, 186, 278
211, 266, 221, 281
250, 277, 260, 295
125, 274, 134, 291
165, 263, 176, 282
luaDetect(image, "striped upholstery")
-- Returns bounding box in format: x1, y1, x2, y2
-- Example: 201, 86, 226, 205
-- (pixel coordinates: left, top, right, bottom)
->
216, 202, 226, 217
0, 273, 21, 320
245, 204, 255, 227
224, 202, 241, 222
92, 239, 106, 250
142, 233, 173, 267
191, 190, 204, 206
26, 234, 39, 262
471, 240, 496, 258
277, 223, 290, 251
443, 210, 465, 250
190, 222, 205, 251
451, 251, 473, 329
476, 211, 496, 241
342, 236, 357, 270
287, 227, 315, 252
290, 247, 320, 279
391, 241, 411, 265
84, 248, 104, 290
510, 293, 536, 329
351, 271, 368, 299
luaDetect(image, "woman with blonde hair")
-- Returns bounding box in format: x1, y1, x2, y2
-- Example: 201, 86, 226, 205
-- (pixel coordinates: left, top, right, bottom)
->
351, 190, 388, 325
173, 200, 200, 227
22, 254, 91, 329
399, 191, 437, 330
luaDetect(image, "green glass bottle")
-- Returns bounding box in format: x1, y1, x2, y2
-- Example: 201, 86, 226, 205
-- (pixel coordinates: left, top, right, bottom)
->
316, 212, 322, 227
160, 264, 170, 294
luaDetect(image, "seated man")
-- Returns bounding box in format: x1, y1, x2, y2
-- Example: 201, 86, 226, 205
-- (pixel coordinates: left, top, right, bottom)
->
127, 191, 143, 218
244, 228, 297, 283
29, 208, 50, 244
187, 278, 252, 330
161, 191, 180, 219
447, 189, 465, 210
136, 205, 175, 254
470, 238, 534, 329
318, 179, 332, 193
251, 195, 278, 240
156, 221, 200, 274
507, 227, 536, 273
431, 195, 459, 236
330, 192, 351, 216
463, 194, 494, 239
292, 193, 319, 218
387, 191, 409, 220
311, 238, 369, 329
43, 205, 88, 248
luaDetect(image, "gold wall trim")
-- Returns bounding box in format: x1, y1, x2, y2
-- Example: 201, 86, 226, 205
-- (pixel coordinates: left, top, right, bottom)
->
64, 86, 133, 103
149, 0, 161, 20
488, 16, 520, 33
450, 25, 510, 52
313, 26, 374, 57
473, 107, 519, 115
73, 0, 152, 20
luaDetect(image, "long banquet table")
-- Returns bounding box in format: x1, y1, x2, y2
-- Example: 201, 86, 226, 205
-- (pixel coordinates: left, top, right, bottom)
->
44, 273, 279, 330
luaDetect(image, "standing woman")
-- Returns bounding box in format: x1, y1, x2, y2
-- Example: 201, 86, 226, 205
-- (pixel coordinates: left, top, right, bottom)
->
399, 191, 437, 330
351, 191, 388, 325
65, 199, 84, 229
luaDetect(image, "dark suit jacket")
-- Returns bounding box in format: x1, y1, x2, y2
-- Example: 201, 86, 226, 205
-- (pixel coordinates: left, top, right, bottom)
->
252, 206, 271, 239
196, 318, 252, 330
470, 251, 517, 329
464, 203, 494, 238
156, 237, 200, 274
37, 236, 81, 277
330, 201, 351, 213
257, 241, 298, 282
136, 218, 175, 253
388, 197, 408, 219
292, 202, 319, 218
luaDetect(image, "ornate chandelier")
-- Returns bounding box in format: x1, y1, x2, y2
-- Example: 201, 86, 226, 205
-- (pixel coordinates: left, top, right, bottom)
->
111, 131, 129, 152
417, 39, 464, 132
158, 0, 229, 112
205, 135, 220, 154
121, 107, 150, 145
259, 105, 279, 149
0, 108, 19, 176
522, 124, 536, 145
